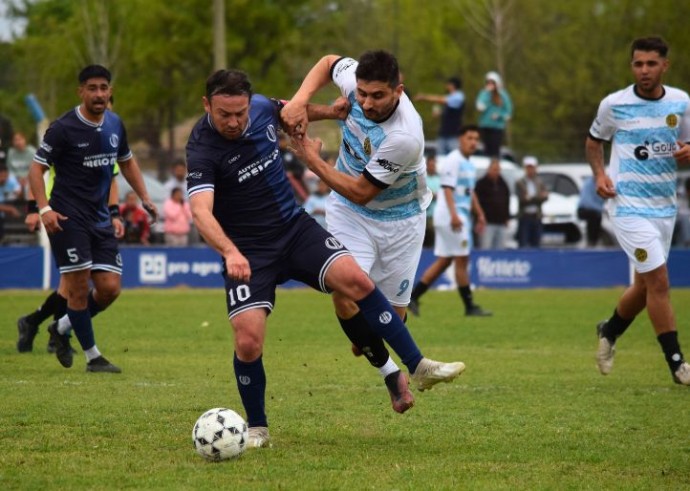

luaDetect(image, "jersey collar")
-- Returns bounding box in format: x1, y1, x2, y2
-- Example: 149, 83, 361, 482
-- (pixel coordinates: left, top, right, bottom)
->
75, 106, 105, 127
633, 84, 666, 101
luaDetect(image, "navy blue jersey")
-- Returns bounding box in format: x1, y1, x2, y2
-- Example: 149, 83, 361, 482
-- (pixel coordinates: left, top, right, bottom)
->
35, 107, 132, 227
186, 94, 301, 246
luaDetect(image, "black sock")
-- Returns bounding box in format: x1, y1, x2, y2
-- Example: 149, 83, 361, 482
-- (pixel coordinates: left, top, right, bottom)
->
233, 353, 267, 428
657, 331, 684, 373
410, 282, 429, 301
602, 308, 634, 343
338, 312, 390, 368
26, 290, 60, 326
458, 285, 473, 310
53, 294, 68, 321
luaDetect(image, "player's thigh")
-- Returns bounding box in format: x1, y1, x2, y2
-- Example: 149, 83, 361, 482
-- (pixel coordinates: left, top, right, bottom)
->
326, 199, 377, 274
91, 225, 123, 275
613, 217, 673, 273
224, 263, 279, 321
48, 219, 93, 274
369, 213, 426, 306
90, 270, 122, 301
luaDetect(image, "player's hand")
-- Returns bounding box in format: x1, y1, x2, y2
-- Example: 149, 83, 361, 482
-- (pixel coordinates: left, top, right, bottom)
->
112, 216, 125, 239
224, 250, 251, 283
142, 200, 159, 224
281, 100, 309, 137
289, 134, 323, 166
41, 209, 68, 234
25, 212, 41, 232
673, 141, 690, 166
332, 96, 351, 120
451, 214, 463, 231
595, 173, 616, 199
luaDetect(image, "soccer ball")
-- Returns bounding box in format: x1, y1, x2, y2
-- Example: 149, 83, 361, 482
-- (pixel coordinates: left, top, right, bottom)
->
192, 408, 248, 461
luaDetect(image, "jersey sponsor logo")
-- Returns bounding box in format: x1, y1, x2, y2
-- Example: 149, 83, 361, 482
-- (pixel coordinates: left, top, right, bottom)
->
83, 152, 117, 168
343, 139, 366, 164
634, 141, 678, 161
324, 237, 343, 250
188, 171, 203, 179
634, 248, 648, 262
266, 124, 277, 142
378, 311, 393, 324
334, 58, 356, 77
109, 134, 119, 148
238, 148, 279, 183
666, 113, 678, 128
375, 158, 401, 174
40, 141, 53, 153
77, 142, 89, 148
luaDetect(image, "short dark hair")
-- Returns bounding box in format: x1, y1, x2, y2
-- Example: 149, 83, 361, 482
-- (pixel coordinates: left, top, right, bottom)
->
447, 76, 462, 89
206, 69, 252, 101
355, 50, 400, 88
631, 37, 668, 58
79, 65, 111, 84
459, 124, 479, 136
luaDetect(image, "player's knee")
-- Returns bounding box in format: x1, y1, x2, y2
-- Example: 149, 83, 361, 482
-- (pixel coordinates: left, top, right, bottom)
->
332, 292, 359, 318
234, 335, 263, 360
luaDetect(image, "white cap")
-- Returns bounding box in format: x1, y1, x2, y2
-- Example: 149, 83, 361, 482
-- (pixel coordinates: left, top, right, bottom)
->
522, 155, 538, 167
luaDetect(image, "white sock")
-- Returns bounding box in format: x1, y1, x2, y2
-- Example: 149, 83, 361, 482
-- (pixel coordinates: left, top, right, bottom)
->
378, 357, 400, 378
84, 346, 101, 361
57, 315, 71, 335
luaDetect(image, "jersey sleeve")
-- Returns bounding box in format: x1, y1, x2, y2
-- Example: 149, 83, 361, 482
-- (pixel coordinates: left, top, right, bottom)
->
362, 131, 422, 188
330, 57, 358, 98
446, 91, 465, 109
437, 154, 459, 189
679, 93, 690, 143
589, 95, 616, 142
33, 121, 66, 168
186, 145, 216, 198
116, 122, 133, 161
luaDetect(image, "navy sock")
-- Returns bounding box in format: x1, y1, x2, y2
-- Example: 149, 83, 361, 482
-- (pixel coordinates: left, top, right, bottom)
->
458, 285, 473, 310
233, 353, 268, 428
657, 331, 684, 373
338, 312, 390, 368
410, 281, 429, 301
355, 287, 422, 373
67, 308, 95, 350
26, 290, 60, 326
88, 291, 103, 318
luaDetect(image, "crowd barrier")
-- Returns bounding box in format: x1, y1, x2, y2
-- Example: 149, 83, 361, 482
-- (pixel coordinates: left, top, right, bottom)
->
2, 246, 690, 290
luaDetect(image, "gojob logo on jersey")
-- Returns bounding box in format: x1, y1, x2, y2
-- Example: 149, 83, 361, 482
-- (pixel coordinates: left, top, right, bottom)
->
476, 257, 531, 284
634, 141, 677, 161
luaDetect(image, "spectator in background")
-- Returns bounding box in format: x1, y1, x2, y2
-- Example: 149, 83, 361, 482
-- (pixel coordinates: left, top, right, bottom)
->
415, 77, 465, 156
303, 178, 330, 228
163, 187, 192, 246
0, 164, 21, 241
423, 152, 440, 247
476, 71, 512, 158
516, 156, 548, 248
475, 158, 511, 249
119, 191, 151, 245
163, 159, 188, 197
7, 132, 37, 194
577, 176, 605, 247
0, 113, 13, 166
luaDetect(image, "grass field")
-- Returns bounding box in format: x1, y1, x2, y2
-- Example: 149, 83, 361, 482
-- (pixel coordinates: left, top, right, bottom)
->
1, 287, 689, 490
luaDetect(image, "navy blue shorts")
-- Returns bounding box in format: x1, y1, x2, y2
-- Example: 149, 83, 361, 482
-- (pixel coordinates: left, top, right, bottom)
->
48, 218, 122, 275
224, 212, 350, 319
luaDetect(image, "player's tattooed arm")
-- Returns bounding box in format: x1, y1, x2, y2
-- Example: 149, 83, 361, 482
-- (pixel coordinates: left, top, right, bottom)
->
585, 136, 615, 199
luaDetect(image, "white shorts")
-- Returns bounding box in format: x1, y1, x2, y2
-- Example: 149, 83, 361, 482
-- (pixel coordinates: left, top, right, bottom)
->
434, 220, 472, 258
326, 197, 425, 307
612, 216, 674, 273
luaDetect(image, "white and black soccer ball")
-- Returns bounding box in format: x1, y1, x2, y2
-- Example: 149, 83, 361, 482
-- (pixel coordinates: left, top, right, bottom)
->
192, 408, 248, 461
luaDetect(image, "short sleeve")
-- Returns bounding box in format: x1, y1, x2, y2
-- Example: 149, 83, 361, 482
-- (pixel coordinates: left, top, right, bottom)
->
186, 145, 216, 198
446, 91, 465, 109
331, 57, 358, 98
679, 94, 690, 143
362, 132, 422, 188
116, 122, 133, 161
437, 154, 459, 189
33, 121, 65, 167
589, 96, 616, 142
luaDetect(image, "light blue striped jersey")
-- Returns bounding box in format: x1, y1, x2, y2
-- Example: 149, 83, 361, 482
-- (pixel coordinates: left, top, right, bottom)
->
432, 149, 476, 226
330, 57, 431, 222
589, 84, 690, 218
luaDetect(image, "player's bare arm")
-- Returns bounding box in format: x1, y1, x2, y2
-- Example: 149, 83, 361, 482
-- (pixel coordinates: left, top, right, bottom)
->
28, 161, 67, 233
189, 191, 251, 283
443, 186, 462, 231
585, 136, 616, 198
471, 191, 486, 234
108, 177, 124, 239
673, 141, 690, 166
289, 133, 380, 205
282, 54, 341, 135
118, 157, 158, 222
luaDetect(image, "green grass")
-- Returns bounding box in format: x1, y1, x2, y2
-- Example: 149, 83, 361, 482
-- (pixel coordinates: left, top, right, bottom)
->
1, 288, 690, 490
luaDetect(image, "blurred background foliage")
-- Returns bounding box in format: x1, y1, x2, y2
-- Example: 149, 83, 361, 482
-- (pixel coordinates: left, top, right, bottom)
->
2, 0, 690, 169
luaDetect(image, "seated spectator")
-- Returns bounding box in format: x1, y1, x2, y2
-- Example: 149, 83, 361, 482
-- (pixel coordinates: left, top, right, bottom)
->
0, 165, 21, 242
163, 187, 192, 246
303, 178, 330, 228
7, 132, 37, 195
119, 191, 151, 245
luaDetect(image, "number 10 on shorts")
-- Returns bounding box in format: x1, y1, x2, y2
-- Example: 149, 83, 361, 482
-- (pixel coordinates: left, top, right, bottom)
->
228, 285, 251, 306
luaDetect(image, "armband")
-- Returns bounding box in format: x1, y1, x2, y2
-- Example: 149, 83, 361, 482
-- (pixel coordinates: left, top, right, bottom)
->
109, 204, 121, 219
27, 200, 39, 214
38, 206, 52, 216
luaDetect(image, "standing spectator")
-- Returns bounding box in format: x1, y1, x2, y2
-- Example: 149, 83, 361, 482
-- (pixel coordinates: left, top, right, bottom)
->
7, 132, 37, 194
408, 125, 491, 317
476, 71, 513, 158
163, 159, 188, 197
303, 178, 330, 228
424, 152, 441, 247
163, 187, 192, 246
0, 113, 13, 166
515, 156, 548, 248
586, 36, 690, 385
415, 76, 465, 156
119, 191, 151, 245
0, 165, 21, 241
577, 176, 605, 247
475, 158, 511, 249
